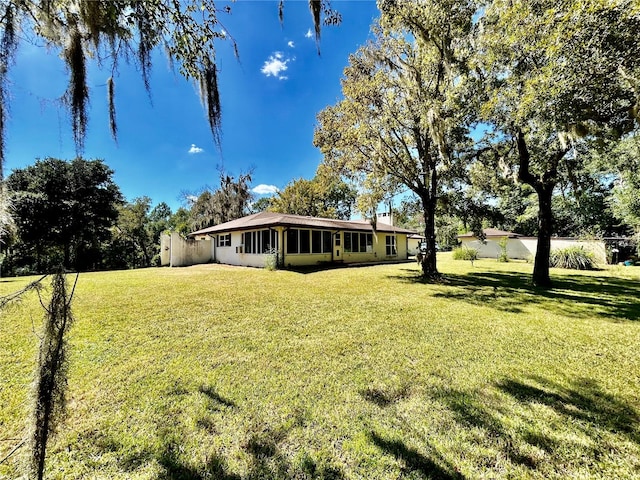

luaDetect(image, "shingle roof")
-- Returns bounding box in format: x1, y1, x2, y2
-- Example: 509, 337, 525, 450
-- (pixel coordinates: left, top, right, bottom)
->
457, 228, 521, 239
189, 211, 418, 236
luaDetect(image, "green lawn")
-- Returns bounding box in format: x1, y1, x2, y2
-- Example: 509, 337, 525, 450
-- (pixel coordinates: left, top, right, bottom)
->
1, 255, 640, 479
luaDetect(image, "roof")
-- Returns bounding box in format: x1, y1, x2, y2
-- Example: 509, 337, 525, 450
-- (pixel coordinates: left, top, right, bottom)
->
457, 228, 521, 239
190, 211, 419, 236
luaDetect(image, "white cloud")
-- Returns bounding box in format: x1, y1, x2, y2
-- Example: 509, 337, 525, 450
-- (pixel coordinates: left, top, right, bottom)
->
287, 40, 295, 48
252, 184, 279, 195
188, 144, 204, 154
260, 52, 291, 80
305, 28, 313, 38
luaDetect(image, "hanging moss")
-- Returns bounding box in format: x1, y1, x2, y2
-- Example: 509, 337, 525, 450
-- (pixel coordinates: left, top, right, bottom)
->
63, 26, 89, 153
198, 61, 222, 147
0, 3, 18, 179
107, 76, 116, 140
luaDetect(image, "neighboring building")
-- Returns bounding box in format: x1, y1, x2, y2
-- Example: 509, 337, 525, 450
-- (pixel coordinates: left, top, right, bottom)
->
457, 228, 607, 264
407, 233, 426, 255
161, 211, 419, 268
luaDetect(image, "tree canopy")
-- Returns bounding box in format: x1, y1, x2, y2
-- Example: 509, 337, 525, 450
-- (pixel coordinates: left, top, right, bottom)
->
474, 0, 640, 285
6, 157, 122, 272
315, 2, 475, 277
268, 166, 357, 220
189, 170, 253, 231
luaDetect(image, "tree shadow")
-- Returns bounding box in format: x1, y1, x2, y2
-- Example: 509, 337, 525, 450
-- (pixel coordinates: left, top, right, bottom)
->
285, 260, 413, 275
430, 375, 640, 475
496, 376, 640, 444
389, 269, 640, 321
89, 383, 344, 479
368, 431, 465, 480
359, 384, 411, 408
198, 385, 237, 409
359, 384, 465, 478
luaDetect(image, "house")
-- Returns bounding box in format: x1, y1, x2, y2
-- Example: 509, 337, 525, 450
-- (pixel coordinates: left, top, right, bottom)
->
407, 233, 427, 255
161, 211, 419, 268
457, 228, 607, 264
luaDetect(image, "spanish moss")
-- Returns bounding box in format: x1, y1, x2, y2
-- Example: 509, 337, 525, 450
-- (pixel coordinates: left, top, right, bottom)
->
64, 26, 89, 153
198, 61, 222, 147
29, 271, 77, 480
107, 76, 117, 141
309, 0, 322, 52
0, 2, 18, 179
135, 2, 154, 94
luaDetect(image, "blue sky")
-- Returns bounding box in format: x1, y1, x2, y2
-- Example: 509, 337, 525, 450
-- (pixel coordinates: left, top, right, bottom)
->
5, 0, 380, 212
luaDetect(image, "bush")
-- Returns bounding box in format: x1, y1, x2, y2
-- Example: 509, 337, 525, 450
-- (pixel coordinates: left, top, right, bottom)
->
264, 248, 280, 271
452, 246, 479, 261
549, 246, 596, 270
497, 236, 509, 263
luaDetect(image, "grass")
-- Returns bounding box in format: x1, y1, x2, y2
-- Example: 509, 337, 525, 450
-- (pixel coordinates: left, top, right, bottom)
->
1, 255, 640, 479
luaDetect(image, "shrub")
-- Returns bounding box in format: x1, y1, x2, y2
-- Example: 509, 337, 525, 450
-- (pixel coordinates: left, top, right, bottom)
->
549, 246, 596, 270
497, 236, 509, 263
452, 246, 479, 261
264, 248, 280, 271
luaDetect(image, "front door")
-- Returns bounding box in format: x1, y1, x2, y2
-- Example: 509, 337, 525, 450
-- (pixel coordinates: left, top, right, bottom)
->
334, 232, 342, 260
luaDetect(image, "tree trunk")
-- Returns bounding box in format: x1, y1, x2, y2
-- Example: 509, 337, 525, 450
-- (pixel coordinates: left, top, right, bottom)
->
533, 184, 554, 287
420, 190, 439, 279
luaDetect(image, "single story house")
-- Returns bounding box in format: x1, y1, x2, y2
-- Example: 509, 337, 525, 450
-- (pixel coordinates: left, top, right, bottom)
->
161, 211, 419, 268
457, 228, 607, 264
407, 233, 427, 255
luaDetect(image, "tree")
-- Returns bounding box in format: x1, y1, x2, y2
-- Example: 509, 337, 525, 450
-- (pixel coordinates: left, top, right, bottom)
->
269, 166, 356, 219
0, 1, 340, 176
189, 170, 253, 230
315, 2, 475, 278
251, 196, 274, 213
601, 133, 640, 248
475, 0, 640, 286
6, 157, 122, 272
113, 197, 154, 268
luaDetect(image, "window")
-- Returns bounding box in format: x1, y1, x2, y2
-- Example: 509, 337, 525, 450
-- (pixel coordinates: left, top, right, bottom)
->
244, 229, 279, 254
386, 235, 397, 256
344, 232, 373, 253
335, 232, 341, 246
323, 231, 332, 253
286, 229, 299, 254
312, 230, 322, 253
218, 233, 231, 247
299, 229, 311, 254
285, 228, 333, 254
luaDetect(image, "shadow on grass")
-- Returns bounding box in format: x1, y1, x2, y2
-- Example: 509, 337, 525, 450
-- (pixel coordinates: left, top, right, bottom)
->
431, 375, 640, 475
496, 376, 640, 444
360, 384, 411, 407
92, 384, 344, 479
368, 431, 465, 480
285, 260, 413, 275
359, 384, 465, 478
388, 269, 640, 321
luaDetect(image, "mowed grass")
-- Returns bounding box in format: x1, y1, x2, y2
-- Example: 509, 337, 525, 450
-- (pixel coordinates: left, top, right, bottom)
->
1, 255, 640, 479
